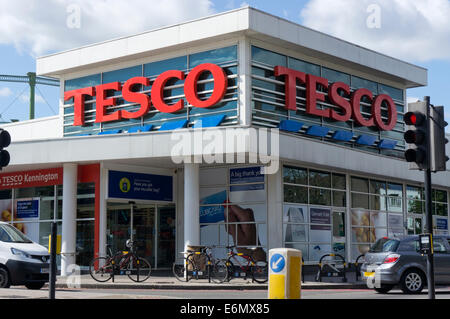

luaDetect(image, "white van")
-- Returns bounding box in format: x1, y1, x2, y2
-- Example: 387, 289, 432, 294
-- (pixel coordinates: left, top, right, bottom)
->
0, 221, 50, 289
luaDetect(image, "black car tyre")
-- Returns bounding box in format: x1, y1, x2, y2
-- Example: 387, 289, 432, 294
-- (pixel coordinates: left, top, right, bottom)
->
374, 284, 395, 294
400, 269, 425, 294
0, 267, 10, 288
25, 282, 45, 290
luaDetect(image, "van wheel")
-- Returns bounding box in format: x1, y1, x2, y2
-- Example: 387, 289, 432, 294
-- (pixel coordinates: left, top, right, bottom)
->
400, 269, 425, 294
0, 268, 11, 288
25, 282, 45, 290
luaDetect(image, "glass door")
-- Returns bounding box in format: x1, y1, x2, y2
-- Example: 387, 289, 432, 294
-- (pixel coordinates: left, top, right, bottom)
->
157, 204, 176, 268
107, 203, 156, 267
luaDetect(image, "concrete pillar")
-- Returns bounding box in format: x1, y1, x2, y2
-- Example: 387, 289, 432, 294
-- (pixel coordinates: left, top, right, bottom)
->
184, 163, 200, 250
61, 163, 77, 276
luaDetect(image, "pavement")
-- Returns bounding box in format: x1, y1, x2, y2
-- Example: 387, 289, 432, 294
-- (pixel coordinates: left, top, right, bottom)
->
53, 269, 369, 290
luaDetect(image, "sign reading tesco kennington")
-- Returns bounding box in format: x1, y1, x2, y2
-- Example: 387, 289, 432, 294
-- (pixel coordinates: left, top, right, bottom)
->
65, 63, 397, 131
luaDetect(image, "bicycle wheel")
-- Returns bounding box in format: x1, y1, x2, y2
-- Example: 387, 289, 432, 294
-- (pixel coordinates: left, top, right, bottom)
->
89, 257, 113, 282
224, 259, 235, 282
210, 260, 228, 283
173, 259, 195, 282
252, 260, 268, 283
127, 256, 152, 282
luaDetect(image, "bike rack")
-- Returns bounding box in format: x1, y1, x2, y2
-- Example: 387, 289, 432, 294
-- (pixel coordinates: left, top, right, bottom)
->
315, 253, 347, 283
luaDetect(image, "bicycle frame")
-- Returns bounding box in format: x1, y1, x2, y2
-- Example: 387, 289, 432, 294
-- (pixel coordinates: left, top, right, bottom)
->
226, 251, 255, 279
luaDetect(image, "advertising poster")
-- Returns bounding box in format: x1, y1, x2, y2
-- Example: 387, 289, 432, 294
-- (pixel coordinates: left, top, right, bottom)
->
0, 198, 39, 242
309, 207, 332, 261
14, 198, 40, 242
283, 205, 308, 243
199, 167, 267, 261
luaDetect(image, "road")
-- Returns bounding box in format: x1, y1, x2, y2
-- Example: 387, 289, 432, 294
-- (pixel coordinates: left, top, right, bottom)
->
1, 286, 450, 299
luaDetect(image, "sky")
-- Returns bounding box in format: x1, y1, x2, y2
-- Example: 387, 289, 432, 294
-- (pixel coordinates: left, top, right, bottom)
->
0, 0, 449, 130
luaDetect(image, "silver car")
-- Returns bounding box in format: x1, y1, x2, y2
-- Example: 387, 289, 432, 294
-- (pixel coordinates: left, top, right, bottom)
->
360, 235, 450, 294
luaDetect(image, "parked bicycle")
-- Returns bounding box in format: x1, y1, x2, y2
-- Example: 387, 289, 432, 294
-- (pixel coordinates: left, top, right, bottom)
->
223, 245, 268, 283
89, 239, 152, 283
172, 245, 228, 283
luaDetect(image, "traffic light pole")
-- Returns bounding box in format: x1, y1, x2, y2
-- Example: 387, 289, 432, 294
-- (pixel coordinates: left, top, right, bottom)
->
424, 96, 436, 300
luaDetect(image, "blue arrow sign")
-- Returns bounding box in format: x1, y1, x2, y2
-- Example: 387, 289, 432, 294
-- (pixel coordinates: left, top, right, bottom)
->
270, 253, 285, 273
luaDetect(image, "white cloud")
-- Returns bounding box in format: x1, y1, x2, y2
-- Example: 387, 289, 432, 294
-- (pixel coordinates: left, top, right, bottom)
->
20, 93, 45, 104
0, 87, 13, 97
300, 0, 450, 62
0, 0, 215, 57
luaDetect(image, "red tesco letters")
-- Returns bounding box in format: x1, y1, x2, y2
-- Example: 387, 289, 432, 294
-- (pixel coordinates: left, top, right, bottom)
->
275, 66, 398, 131
65, 63, 228, 126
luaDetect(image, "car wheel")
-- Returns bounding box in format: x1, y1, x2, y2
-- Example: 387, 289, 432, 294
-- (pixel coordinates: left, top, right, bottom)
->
374, 284, 395, 294
25, 282, 45, 290
0, 267, 11, 288
400, 269, 425, 294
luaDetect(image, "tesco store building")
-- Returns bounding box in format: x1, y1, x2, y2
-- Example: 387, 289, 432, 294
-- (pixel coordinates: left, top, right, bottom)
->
2, 7, 450, 275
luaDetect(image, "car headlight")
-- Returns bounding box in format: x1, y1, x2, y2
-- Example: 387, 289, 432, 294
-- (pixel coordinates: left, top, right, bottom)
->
11, 248, 31, 259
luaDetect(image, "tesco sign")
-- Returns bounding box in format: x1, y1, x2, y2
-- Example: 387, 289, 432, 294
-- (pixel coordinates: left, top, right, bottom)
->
65, 63, 397, 131
275, 66, 398, 131
65, 63, 228, 126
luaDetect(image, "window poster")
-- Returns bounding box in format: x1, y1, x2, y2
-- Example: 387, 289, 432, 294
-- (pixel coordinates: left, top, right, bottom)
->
0, 198, 40, 242
309, 207, 332, 261
283, 205, 308, 243
199, 167, 267, 261
14, 198, 40, 242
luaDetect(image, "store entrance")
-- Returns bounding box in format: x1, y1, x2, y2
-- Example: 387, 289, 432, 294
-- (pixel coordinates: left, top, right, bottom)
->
106, 202, 176, 269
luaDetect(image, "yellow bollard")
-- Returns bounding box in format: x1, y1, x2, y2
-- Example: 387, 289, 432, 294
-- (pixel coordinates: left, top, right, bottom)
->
268, 248, 302, 299
48, 234, 62, 255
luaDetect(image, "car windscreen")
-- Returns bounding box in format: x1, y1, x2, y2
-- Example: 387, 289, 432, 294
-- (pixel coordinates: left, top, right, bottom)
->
369, 238, 400, 253
0, 224, 33, 243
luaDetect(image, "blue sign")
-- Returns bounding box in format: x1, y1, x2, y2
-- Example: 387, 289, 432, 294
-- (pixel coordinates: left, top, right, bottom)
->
437, 218, 448, 230
270, 253, 285, 273
108, 170, 173, 202
230, 167, 264, 184
16, 199, 39, 219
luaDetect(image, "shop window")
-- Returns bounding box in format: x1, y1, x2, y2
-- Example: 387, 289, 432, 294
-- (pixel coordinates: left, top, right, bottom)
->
189, 45, 237, 68
284, 185, 308, 204
65, 73, 101, 92
309, 170, 331, 188
252, 46, 287, 67
283, 166, 307, 185
351, 75, 378, 94
288, 57, 320, 77
351, 193, 369, 209
332, 174, 346, 190
321, 67, 350, 85
16, 186, 54, 198
0, 189, 11, 200
309, 188, 331, 206
76, 220, 94, 269
144, 56, 188, 78
351, 177, 369, 193
332, 191, 346, 207
369, 180, 387, 195
102, 65, 142, 84
378, 83, 403, 102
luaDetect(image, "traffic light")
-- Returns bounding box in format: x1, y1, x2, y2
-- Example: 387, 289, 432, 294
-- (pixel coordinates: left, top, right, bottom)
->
404, 101, 428, 170
430, 105, 449, 172
0, 129, 11, 170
